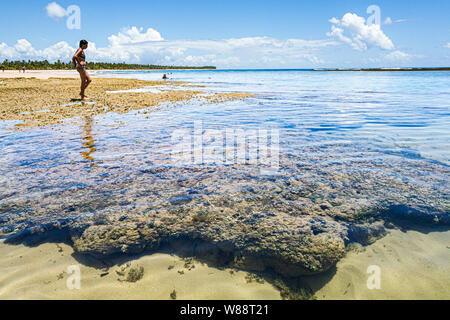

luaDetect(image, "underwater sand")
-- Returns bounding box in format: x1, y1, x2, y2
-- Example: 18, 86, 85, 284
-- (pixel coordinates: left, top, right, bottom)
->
0, 240, 280, 300
0, 229, 448, 300
305, 229, 450, 300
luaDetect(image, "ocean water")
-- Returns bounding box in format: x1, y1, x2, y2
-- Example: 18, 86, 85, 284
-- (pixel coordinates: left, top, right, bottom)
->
0, 70, 449, 298
1, 70, 448, 205
98, 69, 450, 164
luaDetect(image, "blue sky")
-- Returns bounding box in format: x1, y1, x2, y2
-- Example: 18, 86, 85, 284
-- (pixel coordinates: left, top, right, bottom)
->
1, 0, 449, 68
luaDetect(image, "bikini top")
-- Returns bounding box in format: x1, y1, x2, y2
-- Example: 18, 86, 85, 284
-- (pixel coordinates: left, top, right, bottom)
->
79, 51, 86, 61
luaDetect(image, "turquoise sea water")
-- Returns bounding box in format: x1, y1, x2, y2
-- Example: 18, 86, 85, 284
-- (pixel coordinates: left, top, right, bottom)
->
0, 69, 449, 239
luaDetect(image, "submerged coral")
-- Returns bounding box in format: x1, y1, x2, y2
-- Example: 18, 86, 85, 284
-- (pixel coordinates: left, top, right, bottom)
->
0, 77, 448, 281
1, 149, 448, 278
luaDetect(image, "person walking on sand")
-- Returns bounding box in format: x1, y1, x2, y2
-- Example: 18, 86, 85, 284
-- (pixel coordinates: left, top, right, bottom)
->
72, 40, 92, 101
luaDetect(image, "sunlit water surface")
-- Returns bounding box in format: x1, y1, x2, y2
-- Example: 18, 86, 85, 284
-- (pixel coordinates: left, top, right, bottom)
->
0, 70, 449, 250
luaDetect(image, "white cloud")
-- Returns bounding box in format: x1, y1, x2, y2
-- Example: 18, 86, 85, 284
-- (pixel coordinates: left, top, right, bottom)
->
107, 27, 164, 46
384, 50, 412, 62
385, 18, 410, 25
0, 26, 338, 68
445, 43, 450, 49
14, 39, 35, 53
368, 50, 423, 66
329, 17, 340, 24
0, 39, 74, 61
327, 13, 395, 51
42, 41, 76, 61
0, 43, 17, 58
46, 2, 67, 20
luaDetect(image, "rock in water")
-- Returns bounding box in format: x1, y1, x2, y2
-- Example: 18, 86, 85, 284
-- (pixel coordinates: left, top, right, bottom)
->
116, 263, 144, 283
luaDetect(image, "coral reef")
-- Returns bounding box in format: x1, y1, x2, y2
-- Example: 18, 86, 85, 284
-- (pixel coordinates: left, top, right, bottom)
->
1, 151, 448, 278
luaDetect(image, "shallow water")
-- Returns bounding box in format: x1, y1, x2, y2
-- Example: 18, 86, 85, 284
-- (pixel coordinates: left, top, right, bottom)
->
2, 70, 449, 200
0, 70, 449, 299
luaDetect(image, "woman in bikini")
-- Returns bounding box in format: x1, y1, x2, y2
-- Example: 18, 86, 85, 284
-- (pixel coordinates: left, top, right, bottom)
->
72, 40, 92, 100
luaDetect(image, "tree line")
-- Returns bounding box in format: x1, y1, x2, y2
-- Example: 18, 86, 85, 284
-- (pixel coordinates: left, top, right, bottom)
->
0, 59, 216, 70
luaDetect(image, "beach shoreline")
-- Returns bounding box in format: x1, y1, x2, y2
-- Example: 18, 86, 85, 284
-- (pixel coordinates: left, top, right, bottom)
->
0, 70, 80, 79
0, 69, 215, 79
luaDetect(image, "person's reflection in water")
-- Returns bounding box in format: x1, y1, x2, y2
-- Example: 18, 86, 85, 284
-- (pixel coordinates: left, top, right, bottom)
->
80, 116, 97, 167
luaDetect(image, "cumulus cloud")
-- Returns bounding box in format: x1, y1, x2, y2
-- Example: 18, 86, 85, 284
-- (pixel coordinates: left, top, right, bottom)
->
327, 13, 395, 51
108, 27, 164, 46
0, 39, 74, 61
445, 43, 450, 49
14, 39, 35, 54
384, 50, 412, 62
329, 17, 340, 24
46, 2, 68, 20
0, 26, 337, 68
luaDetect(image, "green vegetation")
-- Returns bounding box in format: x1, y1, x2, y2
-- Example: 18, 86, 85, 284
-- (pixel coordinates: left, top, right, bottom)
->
0, 59, 216, 70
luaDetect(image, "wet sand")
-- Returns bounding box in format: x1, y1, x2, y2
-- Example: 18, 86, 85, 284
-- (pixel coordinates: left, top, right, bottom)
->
305, 229, 450, 300
0, 229, 448, 300
0, 241, 280, 300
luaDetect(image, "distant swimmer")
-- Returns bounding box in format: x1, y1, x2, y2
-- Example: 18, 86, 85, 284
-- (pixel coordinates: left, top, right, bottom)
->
73, 40, 92, 101
162, 74, 168, 80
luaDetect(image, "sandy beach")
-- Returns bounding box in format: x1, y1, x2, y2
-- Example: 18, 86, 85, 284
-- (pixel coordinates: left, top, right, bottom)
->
0, 228, 448, 300
0, 70, 208, 80
0, 240, 281, 300
306, 228, 450, 300
0, 70, 80, 79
